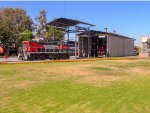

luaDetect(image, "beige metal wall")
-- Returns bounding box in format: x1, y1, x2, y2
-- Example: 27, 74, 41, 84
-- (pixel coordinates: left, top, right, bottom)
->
109, 35, 134, 57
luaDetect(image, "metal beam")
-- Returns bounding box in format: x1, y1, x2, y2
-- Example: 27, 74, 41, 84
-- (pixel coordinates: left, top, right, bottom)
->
75, 25, 77, 59
88, 28, 90, 58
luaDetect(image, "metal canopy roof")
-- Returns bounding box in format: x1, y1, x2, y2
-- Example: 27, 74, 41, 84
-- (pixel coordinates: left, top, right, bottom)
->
47, 17, 95, 28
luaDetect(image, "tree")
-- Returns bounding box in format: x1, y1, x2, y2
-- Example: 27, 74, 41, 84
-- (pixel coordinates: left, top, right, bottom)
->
46, 26, 64, 41
0, 7, 33, 53
16, 29, 32, 47
35, 9, 47, 37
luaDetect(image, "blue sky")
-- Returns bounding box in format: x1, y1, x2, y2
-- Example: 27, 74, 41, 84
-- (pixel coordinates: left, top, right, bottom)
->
0, 1, 150, 45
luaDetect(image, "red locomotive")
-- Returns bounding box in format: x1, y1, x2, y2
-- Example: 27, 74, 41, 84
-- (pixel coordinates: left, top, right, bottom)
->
18, 40, 70, 61
98, 46, 107, 57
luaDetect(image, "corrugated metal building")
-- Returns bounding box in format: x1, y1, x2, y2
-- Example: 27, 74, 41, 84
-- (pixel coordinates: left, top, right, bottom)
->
78, 30, 135, 57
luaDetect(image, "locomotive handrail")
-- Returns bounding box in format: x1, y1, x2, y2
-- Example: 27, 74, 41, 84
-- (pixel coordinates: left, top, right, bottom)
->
21, 47, 68, 53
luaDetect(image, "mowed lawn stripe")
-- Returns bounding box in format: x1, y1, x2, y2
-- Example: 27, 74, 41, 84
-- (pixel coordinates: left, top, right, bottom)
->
1, 78, 149, 113
0, 59, 150, 113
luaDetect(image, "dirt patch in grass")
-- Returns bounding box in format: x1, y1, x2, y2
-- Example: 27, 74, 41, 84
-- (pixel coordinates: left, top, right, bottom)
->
13, 81, 34, 89
43, 65, 94, 76
114, 59, 138, 63
127, 67, 150, 77
47, 64, 124, 86
77, 75, 121, 87
1, 59, 149, 89
64, 103, 100, 113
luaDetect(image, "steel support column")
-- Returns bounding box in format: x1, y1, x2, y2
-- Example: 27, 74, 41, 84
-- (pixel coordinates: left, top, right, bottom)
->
75, 26, 77, 59
82, 37, 83, 57
78, 36, 79, 57
67, 28, 69, 45
88, 31, 90, 58
94, 37, 95, 58
106, 36, 109, 57
97, 36, 98, 57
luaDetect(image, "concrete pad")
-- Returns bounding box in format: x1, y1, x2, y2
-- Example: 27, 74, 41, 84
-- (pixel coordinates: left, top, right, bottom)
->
139, 53, 150, 57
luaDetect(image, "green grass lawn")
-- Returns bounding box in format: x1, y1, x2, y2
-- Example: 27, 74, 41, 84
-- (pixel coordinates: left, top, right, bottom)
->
0, 59, 150, 113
